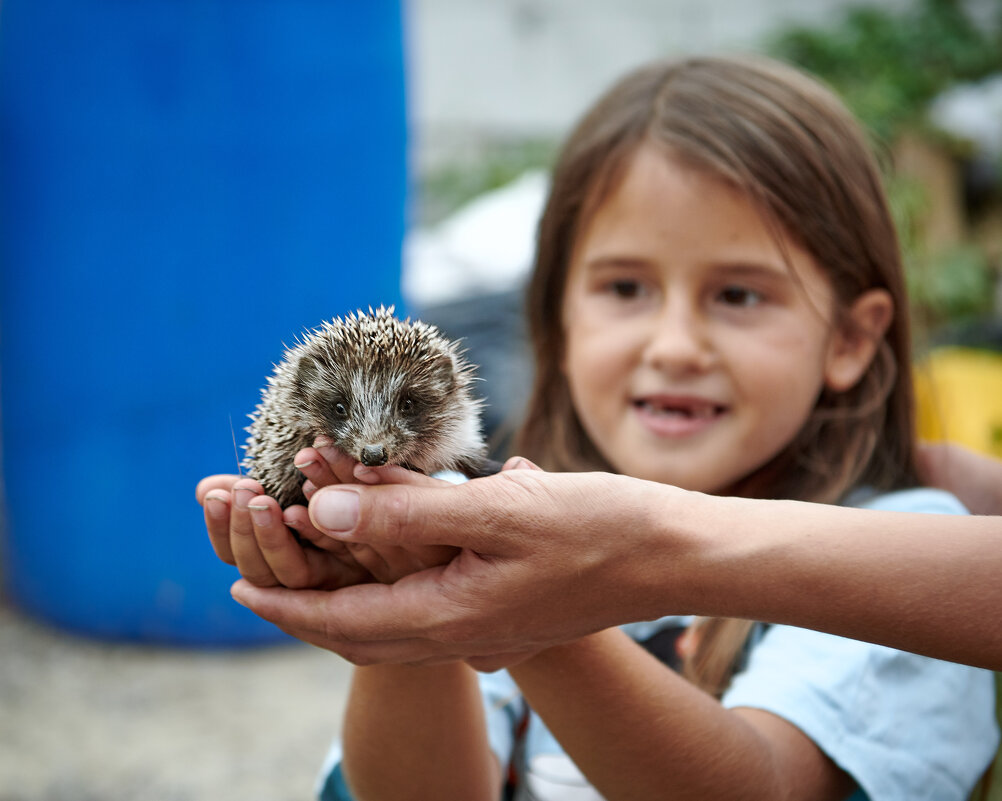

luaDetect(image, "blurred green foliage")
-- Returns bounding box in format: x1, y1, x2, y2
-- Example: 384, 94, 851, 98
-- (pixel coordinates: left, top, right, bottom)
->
417, 138, 557, 225
768, 0, 1002, 336
767, 0, 1002, 143
890, 171, 996, 333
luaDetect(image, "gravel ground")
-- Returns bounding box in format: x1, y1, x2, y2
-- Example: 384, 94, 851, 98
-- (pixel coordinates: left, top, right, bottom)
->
0, 599, 353, 801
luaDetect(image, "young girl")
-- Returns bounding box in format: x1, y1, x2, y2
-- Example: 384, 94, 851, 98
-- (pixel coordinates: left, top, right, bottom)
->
262, 54, 1001, 800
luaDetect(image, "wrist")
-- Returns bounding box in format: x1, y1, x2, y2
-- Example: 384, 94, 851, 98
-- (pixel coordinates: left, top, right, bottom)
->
624, 482, 724, 620
628, 485, 790, 622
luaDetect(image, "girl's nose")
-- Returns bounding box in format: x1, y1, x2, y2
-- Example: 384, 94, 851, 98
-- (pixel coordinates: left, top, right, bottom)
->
641, 304, 715, 375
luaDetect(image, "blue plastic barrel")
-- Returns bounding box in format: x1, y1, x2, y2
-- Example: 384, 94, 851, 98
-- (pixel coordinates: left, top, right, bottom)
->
0, 1, 408, 644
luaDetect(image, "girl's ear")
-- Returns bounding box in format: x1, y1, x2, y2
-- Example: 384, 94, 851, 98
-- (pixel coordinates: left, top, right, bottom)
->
823, 289, 894, 392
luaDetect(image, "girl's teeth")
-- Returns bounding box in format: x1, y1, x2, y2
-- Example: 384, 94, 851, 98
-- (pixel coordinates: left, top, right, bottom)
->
641, 402, 718, 419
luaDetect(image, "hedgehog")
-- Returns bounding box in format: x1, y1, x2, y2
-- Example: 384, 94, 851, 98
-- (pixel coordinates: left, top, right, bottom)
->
243, 306, 492, 508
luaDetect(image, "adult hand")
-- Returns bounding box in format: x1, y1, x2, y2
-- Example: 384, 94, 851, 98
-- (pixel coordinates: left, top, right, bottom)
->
229, 464, 688, 669
196, 440, 460, 589
197, 476, 365, 591
196, 440, 377, 590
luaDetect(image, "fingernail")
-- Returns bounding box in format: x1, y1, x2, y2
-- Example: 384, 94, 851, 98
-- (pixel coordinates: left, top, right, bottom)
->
233, 488, 254, 511
204, 493, 228, 520
312, 489, 359, 537
294, 458, 316, 470
247, 504, 272, 527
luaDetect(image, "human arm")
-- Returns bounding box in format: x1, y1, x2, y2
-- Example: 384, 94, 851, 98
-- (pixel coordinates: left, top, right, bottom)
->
229, 468, 1002, 670
506, 629, 853, 801
339, 661, 501, 801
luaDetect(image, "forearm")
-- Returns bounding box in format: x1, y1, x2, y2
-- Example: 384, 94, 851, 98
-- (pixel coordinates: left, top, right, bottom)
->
507, 629, 848, 801
341, 662, 500, 801
657, 491, 1002, 669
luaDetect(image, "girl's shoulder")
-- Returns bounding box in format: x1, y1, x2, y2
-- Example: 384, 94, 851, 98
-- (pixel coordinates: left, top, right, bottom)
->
842, 486, 968, 515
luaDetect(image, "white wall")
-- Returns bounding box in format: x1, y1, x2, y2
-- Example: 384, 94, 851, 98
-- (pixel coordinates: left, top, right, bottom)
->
405, 0, 912, 168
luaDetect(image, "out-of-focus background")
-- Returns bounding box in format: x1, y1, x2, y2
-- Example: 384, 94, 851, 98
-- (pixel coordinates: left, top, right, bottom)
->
1, 1, 999, 799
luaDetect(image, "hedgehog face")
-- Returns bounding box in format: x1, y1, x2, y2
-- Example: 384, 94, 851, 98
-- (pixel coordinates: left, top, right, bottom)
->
293, 348, 460, 471
244, 308, 487, 503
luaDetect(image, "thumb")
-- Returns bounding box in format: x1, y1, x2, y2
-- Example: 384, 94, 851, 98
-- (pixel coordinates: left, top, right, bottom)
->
308, 482, 478, 549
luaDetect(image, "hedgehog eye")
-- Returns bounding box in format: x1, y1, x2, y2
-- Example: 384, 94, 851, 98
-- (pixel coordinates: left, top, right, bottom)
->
399, 396, 414, 414
334, 401, 348, 417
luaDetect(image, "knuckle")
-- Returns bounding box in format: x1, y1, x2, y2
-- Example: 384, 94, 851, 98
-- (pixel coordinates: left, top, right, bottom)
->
241, 571, 280, 588
362, 486, 415, 545
281, 570, 314, 590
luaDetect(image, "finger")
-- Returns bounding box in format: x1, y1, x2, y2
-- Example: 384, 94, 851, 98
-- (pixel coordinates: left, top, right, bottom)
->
340, 539, 457, 584
352, 463, 452, 487
282, 506, 375, 586
269, 624, 448, 666
245, 496, 318, 589
314, 439, 360, 484
196, 474, 240, 504
345, 542, 394, 583
306, 483, 455, 547
230, 573, 443, 642
500, 456, 543, 472
203, 489, 236, 564
230, 579, 456, 665
308, 477, 505, 549
370, 544, 459, 583
230, 479, 280, 587
295, 446, 342, 489
285, 504, 341, 553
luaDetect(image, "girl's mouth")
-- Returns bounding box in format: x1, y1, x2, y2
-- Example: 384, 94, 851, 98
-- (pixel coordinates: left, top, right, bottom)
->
632, 397, 727, 435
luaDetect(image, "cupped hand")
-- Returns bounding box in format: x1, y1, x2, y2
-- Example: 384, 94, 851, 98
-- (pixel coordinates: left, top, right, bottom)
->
230, 463, 685, 667
281, 437, 460, 584
196, 439, 378, 589
196, 439, 462, 589
322, 463, 461, 584
197, 472, 367, 591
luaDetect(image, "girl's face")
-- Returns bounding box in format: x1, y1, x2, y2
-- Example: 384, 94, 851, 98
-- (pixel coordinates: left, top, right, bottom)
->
561, 146, 864, 494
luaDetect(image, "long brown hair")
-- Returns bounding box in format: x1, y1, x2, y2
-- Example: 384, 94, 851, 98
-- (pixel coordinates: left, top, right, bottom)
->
514, 54, 919, 696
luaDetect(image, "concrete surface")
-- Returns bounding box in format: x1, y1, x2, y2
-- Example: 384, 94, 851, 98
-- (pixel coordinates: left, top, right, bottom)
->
0, 600, 353, 801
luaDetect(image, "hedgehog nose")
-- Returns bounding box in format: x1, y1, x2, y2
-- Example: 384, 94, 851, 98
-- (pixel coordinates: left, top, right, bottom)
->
360, 444, 388, 467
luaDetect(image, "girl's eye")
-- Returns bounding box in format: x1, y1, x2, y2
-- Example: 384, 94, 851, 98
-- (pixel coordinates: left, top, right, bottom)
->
718, 286, 763, 307
607, 279, 645, 299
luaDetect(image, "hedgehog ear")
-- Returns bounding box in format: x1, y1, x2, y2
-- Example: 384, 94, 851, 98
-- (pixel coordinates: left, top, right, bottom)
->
431, 353, 458, 391
295, 353, 322, 391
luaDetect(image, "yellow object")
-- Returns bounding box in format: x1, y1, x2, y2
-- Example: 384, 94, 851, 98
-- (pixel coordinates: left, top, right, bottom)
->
914, 346, 1002, 459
